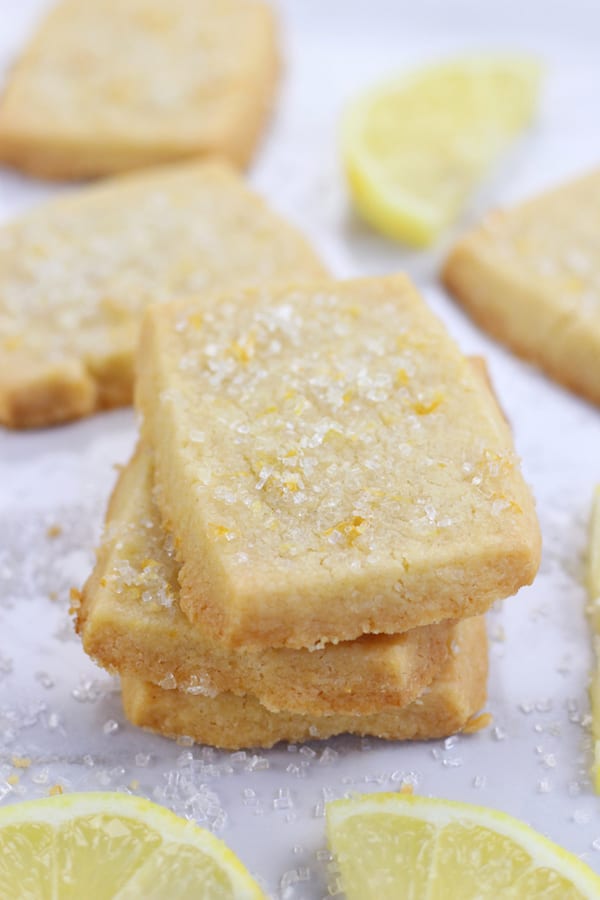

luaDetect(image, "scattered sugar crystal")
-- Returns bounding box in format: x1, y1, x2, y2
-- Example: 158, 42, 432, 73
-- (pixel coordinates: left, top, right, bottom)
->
102, 719, 119, 735
472, 775, 486, 789
573, 809, 592, 825
135, 753, 151, 767
299, 746, 317, 760
319, 747, 339, 766
280, 869, 303, 890
492, 726, 506, 741
35, 672, 54, 689
537, 779, 552, 794
71, 678, 103, 703
31, 768, 49, 785
246, 755, 269, 772
159, 673, 177, 690
273, 788, 293, 810
200, 747, 216, 763
363, 772, 386, 784
592, 838, 600, 851
83, 755, 95, 767
47, 712, 61, 730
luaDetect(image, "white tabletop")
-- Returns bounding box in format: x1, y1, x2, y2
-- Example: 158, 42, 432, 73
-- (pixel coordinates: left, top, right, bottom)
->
1, 1, 600, 896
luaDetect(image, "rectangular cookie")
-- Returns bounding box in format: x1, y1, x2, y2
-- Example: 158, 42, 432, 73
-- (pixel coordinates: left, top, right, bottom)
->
121, 617, 488, 750
0, 160, 325, 429
443, 169, 600, 407
77, 444, 455, 716
136, 275, 540, 649
0, 0, 277, 179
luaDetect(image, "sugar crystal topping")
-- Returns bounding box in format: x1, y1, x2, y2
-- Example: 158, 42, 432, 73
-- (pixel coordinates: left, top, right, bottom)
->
158, 280, 525, 573
0, 166, 323, 362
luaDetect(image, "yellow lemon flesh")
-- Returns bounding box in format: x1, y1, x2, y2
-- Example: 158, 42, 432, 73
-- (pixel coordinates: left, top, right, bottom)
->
326, 792, 600, 899
587, 485, 600, 791
341, 57, 541, 247
0, 792, 265, 900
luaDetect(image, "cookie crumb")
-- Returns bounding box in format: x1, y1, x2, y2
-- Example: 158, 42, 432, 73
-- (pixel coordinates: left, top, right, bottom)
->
462, 712, 493, 734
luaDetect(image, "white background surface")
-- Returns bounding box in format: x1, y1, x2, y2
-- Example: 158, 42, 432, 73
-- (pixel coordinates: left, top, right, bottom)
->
1, 1, 600, 896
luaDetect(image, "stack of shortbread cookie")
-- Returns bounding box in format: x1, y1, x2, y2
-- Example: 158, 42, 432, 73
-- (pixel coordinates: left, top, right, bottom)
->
0, 0, 542, 751
78, 262, 540, 749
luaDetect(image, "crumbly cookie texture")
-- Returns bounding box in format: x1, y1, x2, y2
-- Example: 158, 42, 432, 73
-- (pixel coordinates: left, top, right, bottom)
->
121, 617, 488, 750
0, 160, 325, 429
77, 445, 455, 716
0, 0, 278, 179
137, 275, 541, 649
443, 169, 600, 407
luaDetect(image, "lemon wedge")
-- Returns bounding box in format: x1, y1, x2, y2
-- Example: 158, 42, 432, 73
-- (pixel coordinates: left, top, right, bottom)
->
587, 485, 600, 792
326, 792, 600, 899
0, 792, 265, 899
341, 57, 541, 246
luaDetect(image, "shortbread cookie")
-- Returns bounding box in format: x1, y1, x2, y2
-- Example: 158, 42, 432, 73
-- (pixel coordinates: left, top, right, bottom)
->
0, 0, 277, 179
77, 445, 454, 715
136, 275, 540, 649
121, 617, 488, 749
0, 160, 325, 429
443, 169, 600, 406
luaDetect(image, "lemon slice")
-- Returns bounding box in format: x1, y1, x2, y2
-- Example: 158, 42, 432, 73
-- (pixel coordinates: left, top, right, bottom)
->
587, 485, 600, 791
341, 57, 541, 247
0, 792, 265, 899
326, 793, 600, 899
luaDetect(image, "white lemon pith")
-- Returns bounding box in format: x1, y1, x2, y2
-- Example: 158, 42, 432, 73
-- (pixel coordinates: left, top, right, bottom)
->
326, 792, 600, 899
341, 57, 541, 247
0, 792, 265, 900
587, 485, 600, 792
